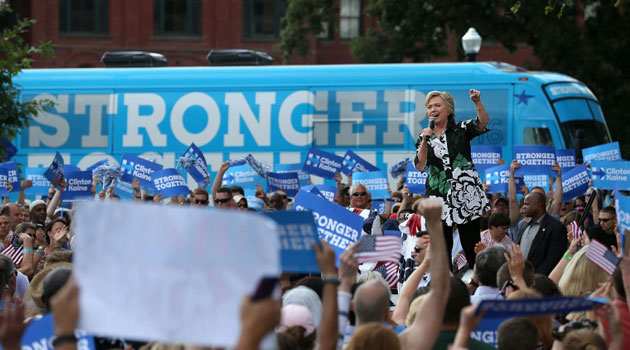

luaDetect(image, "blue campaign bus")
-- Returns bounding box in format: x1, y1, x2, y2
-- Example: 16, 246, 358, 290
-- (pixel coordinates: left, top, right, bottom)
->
13, 61, 612, 188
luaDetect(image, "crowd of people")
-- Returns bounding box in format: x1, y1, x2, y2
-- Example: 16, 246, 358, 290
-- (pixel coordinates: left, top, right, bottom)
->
0, 89, 628, 350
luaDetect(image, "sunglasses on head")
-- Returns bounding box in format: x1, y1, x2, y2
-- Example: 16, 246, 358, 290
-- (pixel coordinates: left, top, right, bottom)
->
352, 192, 368, 197
214, 198, 230, 204
195, 199, 209, 204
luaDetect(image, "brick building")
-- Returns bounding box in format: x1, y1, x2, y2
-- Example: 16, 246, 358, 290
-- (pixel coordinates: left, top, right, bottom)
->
6, 0, 535, 68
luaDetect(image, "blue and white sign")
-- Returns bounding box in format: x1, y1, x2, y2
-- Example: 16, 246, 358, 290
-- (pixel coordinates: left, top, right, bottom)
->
477, 296, 607, 318
21, 313, 95, 350
371, 200, 386, 214
590, 161, 630, 190
0, 167, 8, 197
302, 184, 336, 202
151, 169, 190, 198
485, 164, 523, 194
405, 163, 428, 194
615, 191, 630, 254
293, 189, 363, 266
523, 174, 549, 192
264, 211, 320, 273
555, 165, 590, 202
243, 188, 264, 211
24, 168, 51, 196
182, 143, 210, 186
0, 161, 20, 192
352, 171, 389, 199
121, 153, 163, 190
341, 150, 379, 175
471, 146, 502, 178
222, 164, 263, 189
61, 171, 93, 200
514, 145, 556, 176
86, 159, 108, 172
43, 152, 65, 187
302, 148, 343, 179
267, 172, 300, 197
582, 142, 622, 163
64, 164, 80, 174
556, 149, 576, 174
471, 317, 506, 347
275, 163, 310, 187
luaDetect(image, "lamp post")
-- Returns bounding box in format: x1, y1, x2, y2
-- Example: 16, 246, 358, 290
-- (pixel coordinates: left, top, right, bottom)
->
462, 27, 482, 62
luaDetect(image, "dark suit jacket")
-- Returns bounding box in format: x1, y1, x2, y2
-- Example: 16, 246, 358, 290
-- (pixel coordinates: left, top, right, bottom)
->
515, 213, 568, 275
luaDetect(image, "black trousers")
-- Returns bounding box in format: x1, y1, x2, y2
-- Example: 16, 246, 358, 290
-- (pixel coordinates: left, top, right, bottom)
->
443, 218, 481, 270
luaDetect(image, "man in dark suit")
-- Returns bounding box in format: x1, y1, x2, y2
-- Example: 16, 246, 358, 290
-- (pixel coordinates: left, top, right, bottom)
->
514, 192, 568, 275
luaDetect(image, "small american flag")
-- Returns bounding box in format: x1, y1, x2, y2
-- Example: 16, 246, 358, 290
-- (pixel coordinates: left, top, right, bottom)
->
455, 250, 468, 270
375, 261, 400, 288
570, 221, 582, 242
586, 240, 620, 275
1, 244, 24, 267
356, 235, 402, 264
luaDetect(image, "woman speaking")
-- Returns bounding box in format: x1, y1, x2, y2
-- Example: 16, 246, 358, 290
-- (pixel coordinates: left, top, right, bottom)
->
414, 89, 490, 268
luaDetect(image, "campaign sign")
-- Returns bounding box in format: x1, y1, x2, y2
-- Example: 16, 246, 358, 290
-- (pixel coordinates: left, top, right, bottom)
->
24, 168, 51, 196
471, 146, 502, 178
302, 184, 336, 202
244, 188, 265, 211
275, 163, 310, 187
341, 150, 379, 175
302, 148, 344, 179
371, 200, 386, 214
405, 163, 428, 194
523, 174, 549, 192
86, 159, 108, 172
484, 165, 523, 194
43, 152, 65, 187
267, 172, 300, 197
590, 161, 630, 190
471, 317, 507, 347
477, 296, 606, 318
293, 190, 363, 266
514, 145, 556, 176
0, 161, 20, 192
151, 169, 190, 198
21, 314, 95, 350
222, 164, 263, 189
556, 149, 576, 174
64, 164, 80, 174
182, 143, 210, 186
121, 153, 163, 190
264, 211, 320, 273
615, 191, 630, 254
352, 171, 389, 199
61, 171, 93, 200
582, 142, 622, 163
0, 167, 8, 197
555, 165, 590, 202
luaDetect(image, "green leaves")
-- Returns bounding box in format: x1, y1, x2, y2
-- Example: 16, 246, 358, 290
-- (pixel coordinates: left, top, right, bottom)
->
0, 3, 54, 161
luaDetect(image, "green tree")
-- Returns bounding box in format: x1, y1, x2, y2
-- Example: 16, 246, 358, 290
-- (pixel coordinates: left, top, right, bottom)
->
0, 3, 54, 160
279, 0, 630, 157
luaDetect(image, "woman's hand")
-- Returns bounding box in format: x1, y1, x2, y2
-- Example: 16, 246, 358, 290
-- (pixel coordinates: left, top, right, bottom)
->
470, 89, 482, 103
421, 127, 433, 141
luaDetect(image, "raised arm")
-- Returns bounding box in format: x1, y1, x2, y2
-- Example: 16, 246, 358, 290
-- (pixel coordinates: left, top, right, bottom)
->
549, 162, 563, 216
400, 186, 413, 210
46, 179, 67, 218
508, 159, 521, 225
470, 89, 489, 131
392, 236, 430, 326
414, 130, 431, 172
211, 161, 229, 202
399, 199, 450, 350
17, 180, 32, 205
313, 241, 339, 350
548, 230, 580, 283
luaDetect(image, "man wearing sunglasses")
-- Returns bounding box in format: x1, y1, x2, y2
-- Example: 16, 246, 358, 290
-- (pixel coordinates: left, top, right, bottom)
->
191, 188, 210, 208
586, 206, 618, 250
214, 187, 236, 209
349, 184, 371, 211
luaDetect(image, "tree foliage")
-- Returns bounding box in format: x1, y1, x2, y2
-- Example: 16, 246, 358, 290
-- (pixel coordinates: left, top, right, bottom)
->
279, 0, 630, 156
0, 4, 54, 160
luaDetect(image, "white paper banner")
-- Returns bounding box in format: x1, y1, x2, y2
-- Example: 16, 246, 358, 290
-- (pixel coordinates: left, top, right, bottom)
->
74, 201, 280, 347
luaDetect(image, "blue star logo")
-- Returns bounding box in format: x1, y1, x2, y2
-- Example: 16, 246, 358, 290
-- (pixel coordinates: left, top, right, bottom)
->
121, 159, 134, 173
515, 90, 534, 105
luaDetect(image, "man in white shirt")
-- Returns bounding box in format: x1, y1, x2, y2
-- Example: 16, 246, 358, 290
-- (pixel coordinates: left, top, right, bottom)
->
470, 246, 507, 304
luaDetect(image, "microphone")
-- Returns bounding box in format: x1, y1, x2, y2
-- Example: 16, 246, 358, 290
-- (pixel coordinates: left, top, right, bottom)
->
429, 117, 436, 130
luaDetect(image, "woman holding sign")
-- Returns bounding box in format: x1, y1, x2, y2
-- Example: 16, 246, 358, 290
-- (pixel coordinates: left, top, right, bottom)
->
414, 89, 490, 268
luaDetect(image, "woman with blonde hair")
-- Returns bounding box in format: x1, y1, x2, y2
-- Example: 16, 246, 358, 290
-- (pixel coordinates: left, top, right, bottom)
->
558, 245, 610, 298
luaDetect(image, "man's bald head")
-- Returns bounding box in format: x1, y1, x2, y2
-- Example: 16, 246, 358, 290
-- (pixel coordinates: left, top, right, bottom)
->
353, 279, 390, 325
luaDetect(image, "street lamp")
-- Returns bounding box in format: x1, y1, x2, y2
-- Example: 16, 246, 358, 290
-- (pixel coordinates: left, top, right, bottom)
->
462, 27, 482, 62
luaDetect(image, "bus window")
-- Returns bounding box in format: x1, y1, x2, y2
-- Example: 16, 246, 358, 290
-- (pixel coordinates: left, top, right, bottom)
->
523, 127, 554, 146
560, 120, 611, 161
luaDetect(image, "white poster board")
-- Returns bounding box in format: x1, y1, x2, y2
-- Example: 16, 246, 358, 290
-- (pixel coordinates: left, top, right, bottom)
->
74, 201, 280, 347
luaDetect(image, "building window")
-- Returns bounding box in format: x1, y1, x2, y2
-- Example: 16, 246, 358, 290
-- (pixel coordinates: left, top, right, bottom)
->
59, 0, 109, 35
340, 0, 361, 39
243, 0, 287, 38
154, 0, 201, 37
